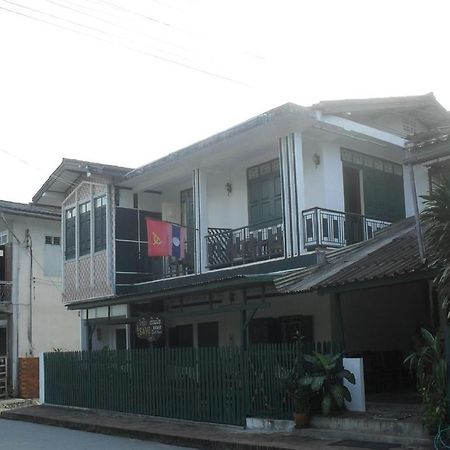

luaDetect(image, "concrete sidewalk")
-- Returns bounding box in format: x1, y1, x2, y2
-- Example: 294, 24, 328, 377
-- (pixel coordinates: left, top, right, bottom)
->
0, 405, 430, 450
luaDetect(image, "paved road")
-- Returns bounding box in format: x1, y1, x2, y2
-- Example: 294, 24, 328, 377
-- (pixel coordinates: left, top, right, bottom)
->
0, 418, 196, 450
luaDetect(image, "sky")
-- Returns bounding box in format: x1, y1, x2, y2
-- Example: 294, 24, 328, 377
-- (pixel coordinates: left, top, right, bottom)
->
1, 0, 450, 203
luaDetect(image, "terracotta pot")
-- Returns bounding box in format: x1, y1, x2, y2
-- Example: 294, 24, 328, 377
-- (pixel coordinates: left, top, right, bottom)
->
293, 412, 310, 427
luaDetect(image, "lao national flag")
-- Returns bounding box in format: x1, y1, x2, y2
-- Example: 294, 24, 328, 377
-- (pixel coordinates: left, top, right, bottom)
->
146, 218, 186, 258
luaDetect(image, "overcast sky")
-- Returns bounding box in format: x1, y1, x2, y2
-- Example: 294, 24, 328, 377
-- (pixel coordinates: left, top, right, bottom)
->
1, 0, 449, 203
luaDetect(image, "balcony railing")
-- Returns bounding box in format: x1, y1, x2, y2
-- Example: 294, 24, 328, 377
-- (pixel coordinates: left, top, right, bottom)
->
0, 281, 12, 303
302, 207, 391, 249
206, 222, 284, 270
163, 239, 195, 278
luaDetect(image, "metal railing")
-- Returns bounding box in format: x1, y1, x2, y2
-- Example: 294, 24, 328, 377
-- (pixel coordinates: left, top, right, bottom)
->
163, 238, 195, 278
206, 222, 284, 269
302, 207, 391, 249
44, 340, 341, 426
0, 356, 6, 399
0, 281, 12, 303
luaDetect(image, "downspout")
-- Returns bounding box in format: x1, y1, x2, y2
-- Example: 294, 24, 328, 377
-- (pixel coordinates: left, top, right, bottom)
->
405, 145, 425, 262
25, 229, 33, 354
407, 162, 426, 262
1, 213, 22, 395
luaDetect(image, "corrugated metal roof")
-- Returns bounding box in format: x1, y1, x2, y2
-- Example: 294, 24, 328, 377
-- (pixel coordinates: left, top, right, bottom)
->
275, 218, 432, 293
32, 158, 132, 205
0, 200, 60, 219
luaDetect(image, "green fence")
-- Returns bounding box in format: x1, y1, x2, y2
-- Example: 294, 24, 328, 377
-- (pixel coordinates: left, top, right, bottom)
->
44, 341, 342, 426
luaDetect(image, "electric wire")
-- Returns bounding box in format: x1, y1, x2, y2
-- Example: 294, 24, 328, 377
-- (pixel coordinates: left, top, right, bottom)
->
2, 0, 121, 37
50, 0, 262, 67
0, 147, 76, 190
80, 0, 264, 62
90, 0, 171, 27
0, 0, 250, 85
41, 0, 194, 59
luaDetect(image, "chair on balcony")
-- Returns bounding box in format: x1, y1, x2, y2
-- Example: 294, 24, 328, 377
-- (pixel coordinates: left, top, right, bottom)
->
243, 235, 258, 261
267, 227, 283, 257
227, 236, 243, 263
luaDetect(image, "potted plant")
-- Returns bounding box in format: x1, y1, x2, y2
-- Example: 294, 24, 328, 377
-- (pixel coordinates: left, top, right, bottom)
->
300, 352, 355, 416
283, 368, 312, 427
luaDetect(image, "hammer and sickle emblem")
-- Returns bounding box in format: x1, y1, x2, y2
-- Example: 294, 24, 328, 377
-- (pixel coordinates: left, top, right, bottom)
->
152, 232, 162, 246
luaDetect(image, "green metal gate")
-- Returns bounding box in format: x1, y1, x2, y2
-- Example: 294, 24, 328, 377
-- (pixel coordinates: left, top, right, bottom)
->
44, 342, 340, 426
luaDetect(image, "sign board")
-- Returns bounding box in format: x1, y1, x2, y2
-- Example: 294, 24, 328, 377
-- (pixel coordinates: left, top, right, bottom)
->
136, 315, 163, 342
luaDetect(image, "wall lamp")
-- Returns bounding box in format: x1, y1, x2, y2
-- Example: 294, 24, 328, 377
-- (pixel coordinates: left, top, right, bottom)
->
313, 153, 321, 167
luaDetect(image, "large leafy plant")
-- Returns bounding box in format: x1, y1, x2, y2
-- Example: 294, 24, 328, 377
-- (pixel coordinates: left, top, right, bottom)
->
405, 328, 447, 433
300, 352, 355, 415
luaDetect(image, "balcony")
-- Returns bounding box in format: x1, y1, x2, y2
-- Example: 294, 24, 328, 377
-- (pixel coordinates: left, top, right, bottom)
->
206, 222, 284, 270
0, 281, 12, 303
163, 240, 195, 278
302, 207, 391, 249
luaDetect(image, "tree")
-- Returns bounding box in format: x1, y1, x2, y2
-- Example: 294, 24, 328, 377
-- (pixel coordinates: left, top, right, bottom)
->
421, 175, 450, 429
422, 176, 450, 317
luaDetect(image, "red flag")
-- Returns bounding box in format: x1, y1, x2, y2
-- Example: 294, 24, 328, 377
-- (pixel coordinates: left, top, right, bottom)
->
147, 218, 170, 256
146, 218, 186, 258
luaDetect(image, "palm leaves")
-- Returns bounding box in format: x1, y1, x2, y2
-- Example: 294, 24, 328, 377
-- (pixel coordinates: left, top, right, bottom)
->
411, 177, 450, 431
422, 176, 450, 317
404, 328, 447, 432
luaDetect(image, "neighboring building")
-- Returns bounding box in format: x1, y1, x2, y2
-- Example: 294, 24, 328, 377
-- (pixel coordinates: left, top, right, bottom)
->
0, 200, 79, 395
32, 93, 449, 395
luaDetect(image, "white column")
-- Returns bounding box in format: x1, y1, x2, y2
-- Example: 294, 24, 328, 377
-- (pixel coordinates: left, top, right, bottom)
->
343, 357, 366, 412
39, 352, 45, 404
292, 133, 306, 255
279, 132, 305, 257
106, 185, 115, 292
193, 169, 208, 274
80, 317, 89, 351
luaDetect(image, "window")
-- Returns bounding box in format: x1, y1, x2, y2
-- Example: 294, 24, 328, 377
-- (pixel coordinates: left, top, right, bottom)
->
45, 236, 61, 245
247, 159, 282, 227
44, 236, 62, 277
94, 195, 107, 252
197, 321, 219, 347
341, 149, 405, 222
0, 233, 7, 246
79, 201, 91, 256
65, 207, 76, 260
168, 324, 193, 348
115, 328, 127, 350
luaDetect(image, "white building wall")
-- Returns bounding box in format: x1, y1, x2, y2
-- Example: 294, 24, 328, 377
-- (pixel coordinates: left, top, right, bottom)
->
302, 140, 325, 210
403, 164, 429, 217
11, 217, 79, 356
206, 166, 248, 230
321, 142, 345, 212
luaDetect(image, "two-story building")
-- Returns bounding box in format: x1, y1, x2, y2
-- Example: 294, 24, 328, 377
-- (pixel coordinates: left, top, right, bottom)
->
0, 200, 80, 396
32, 94, 448, 380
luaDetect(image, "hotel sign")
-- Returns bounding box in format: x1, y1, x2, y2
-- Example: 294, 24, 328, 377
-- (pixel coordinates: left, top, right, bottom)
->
136, 315, 163, 342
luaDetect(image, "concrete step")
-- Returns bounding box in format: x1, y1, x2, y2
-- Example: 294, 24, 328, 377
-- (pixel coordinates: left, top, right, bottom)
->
294, 426, 432, 448
310, 415, 429, 439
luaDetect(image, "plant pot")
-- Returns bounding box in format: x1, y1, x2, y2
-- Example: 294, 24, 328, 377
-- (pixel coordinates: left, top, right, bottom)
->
293, 412, 310, 428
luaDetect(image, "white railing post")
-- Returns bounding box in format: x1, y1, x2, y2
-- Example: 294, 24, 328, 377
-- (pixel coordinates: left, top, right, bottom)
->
39, 352, 45, 404
343, 357, 366, 412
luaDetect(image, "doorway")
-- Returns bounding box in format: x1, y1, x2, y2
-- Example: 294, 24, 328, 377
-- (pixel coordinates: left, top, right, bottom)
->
343, 166, 364, 244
